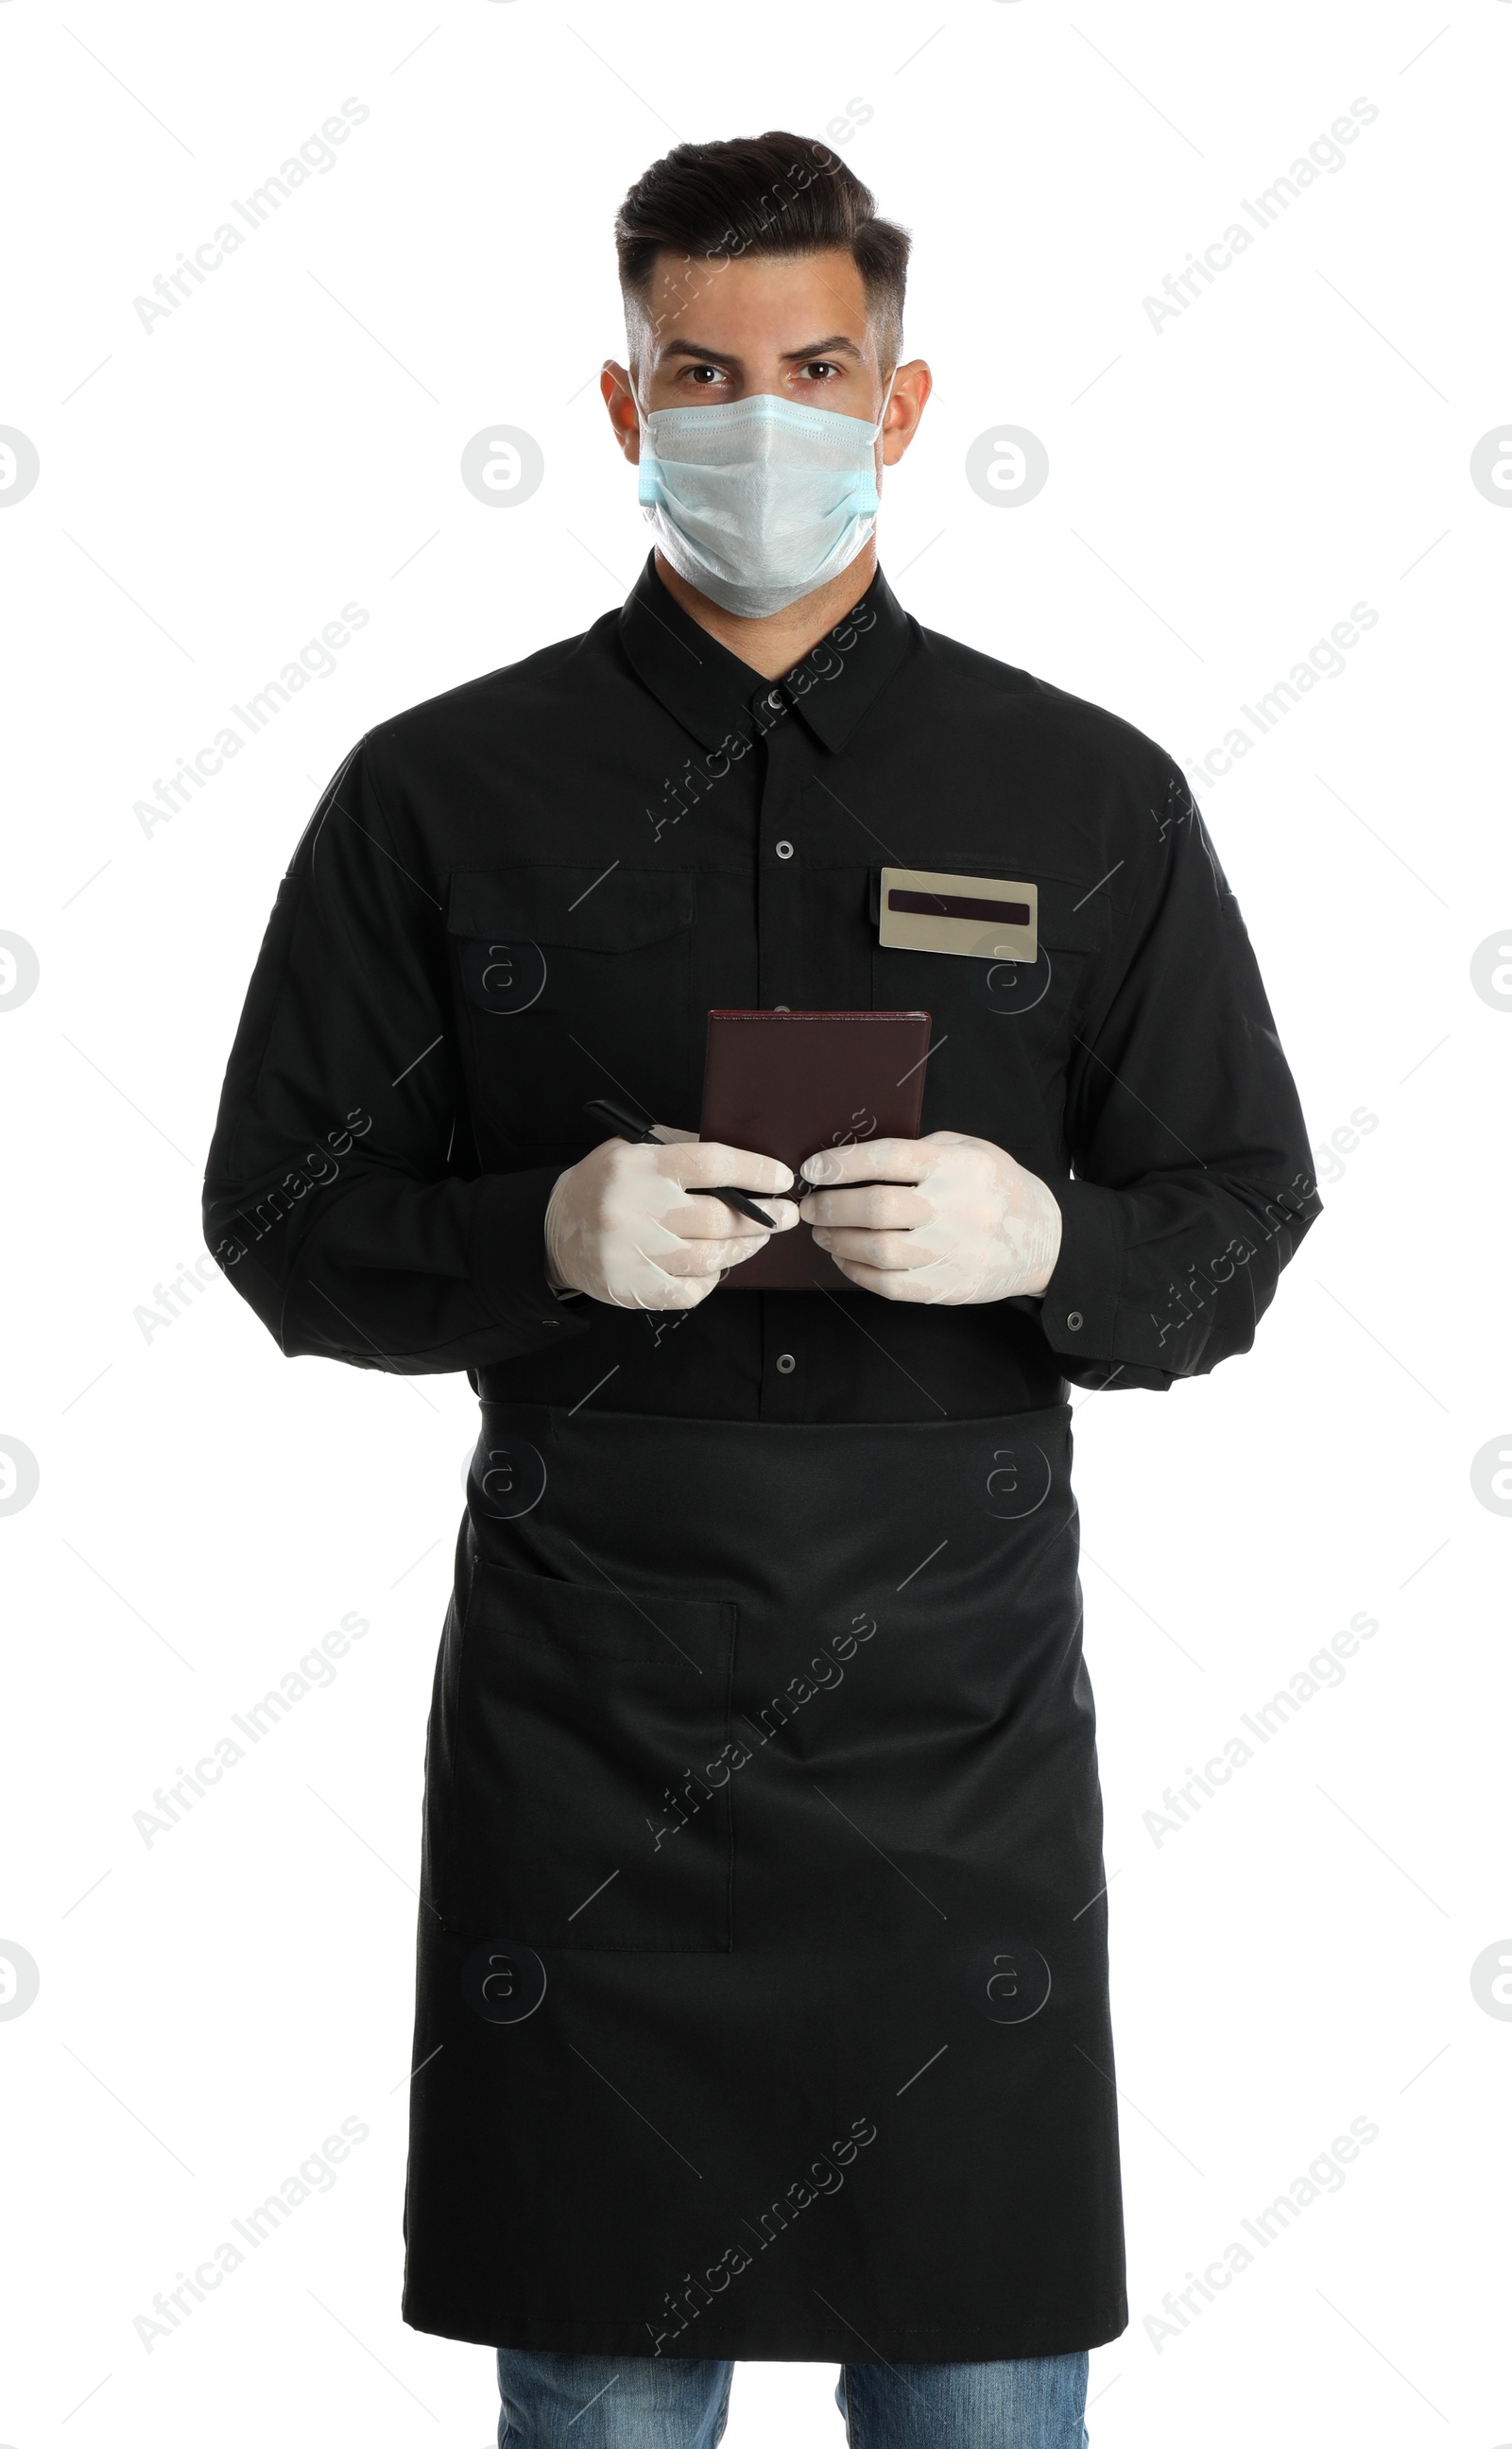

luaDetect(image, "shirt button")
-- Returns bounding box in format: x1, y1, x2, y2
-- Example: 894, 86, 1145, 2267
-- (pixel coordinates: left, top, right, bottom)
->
775, 839, 795, 860
766, 688, 783, 710
776, 1352, 797, 1374
1067, 1311, 1084, 1332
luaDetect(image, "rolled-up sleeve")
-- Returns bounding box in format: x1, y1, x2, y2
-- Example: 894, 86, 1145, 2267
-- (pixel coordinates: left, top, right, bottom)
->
1039, 767, 1320, 1392
202, 738, 589, 1375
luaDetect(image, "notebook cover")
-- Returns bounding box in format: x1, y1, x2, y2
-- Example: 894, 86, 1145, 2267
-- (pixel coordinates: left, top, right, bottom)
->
698, 1009, 931, 1291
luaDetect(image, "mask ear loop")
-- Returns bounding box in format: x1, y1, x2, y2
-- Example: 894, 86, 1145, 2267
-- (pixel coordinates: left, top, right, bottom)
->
870, 363, 901, 443
858, 364, 900, 518
629, 364, 662, 509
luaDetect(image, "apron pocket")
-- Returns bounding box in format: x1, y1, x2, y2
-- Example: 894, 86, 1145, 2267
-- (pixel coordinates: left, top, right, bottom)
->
452, 1558, 737, 1952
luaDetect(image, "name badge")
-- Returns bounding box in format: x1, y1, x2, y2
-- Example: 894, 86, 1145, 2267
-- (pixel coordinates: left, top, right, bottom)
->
878, 868, 1038, 962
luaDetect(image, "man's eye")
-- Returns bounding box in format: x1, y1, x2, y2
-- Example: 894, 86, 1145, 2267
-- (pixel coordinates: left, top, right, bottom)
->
799, 361, 841, 381
686, 365, 726, 386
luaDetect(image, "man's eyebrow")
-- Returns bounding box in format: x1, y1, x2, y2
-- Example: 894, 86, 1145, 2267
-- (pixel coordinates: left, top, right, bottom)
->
780, 334, 865, 361
657, 334, 866, 367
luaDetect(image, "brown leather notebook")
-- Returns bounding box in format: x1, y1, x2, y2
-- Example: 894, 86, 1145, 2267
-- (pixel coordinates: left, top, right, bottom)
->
698, 1009, 932, 1291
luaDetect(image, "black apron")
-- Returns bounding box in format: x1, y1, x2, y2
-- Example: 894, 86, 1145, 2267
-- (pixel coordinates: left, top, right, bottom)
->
401, 1398, 1125, 2362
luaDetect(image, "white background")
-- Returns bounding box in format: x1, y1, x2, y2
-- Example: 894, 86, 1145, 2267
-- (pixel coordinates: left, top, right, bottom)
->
2, 1, 1508, 2441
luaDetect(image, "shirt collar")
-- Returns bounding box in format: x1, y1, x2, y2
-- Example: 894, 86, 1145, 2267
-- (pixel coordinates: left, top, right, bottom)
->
616, 552, 915, 756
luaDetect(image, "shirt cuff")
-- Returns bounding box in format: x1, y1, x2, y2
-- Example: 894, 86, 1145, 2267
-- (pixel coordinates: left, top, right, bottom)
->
1038, 1179, 1124, 1360
470, 1167, 589, 1349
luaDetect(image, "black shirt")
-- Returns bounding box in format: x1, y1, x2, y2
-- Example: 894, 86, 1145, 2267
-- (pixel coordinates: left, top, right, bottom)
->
203, 555, 1320, 1422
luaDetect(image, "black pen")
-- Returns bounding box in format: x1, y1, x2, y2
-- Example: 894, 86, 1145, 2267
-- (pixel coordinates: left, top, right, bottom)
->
583, 1097, 781, 1230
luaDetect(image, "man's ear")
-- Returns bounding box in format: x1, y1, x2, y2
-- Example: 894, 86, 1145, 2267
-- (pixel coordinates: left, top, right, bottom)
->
882, 358, 932, 467
601, 361, 642, 464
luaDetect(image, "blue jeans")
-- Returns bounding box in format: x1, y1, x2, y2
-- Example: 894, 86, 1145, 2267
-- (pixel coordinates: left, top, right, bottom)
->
496, 2349, 1090, 2446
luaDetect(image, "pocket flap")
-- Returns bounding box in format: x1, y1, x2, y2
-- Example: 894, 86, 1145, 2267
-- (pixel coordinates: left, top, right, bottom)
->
868, 865, 1111, 952
448, 866, 695, 950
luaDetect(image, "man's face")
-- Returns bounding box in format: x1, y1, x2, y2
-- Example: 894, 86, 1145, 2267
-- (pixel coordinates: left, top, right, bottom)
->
603, 247, 928, 468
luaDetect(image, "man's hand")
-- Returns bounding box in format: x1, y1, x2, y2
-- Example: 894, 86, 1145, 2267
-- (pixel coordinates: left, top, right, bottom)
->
799, 1130, 1063, 1304
544, 1132, 799, 1309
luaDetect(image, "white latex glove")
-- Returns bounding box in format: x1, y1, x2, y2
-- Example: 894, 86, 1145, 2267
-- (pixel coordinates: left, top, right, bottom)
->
544, 1130, 799, 1309
799, 1130, 1063, 1304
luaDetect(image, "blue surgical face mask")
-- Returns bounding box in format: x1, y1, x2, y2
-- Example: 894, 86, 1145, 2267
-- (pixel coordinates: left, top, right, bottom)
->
635, 373, 897, 619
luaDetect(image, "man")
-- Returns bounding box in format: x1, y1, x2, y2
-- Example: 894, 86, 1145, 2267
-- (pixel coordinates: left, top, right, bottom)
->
205, 133, 1319, 2449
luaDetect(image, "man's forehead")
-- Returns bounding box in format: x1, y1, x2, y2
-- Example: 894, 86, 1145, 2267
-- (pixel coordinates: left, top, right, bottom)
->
638, 245, 871, 352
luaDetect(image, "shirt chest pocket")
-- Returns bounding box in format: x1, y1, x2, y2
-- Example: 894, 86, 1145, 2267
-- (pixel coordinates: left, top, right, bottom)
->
868, 864, 1113, 1157
448, 865, 697, 1159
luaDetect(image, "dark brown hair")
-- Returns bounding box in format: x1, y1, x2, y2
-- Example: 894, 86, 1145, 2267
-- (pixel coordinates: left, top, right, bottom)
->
615, 132, 910, 365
